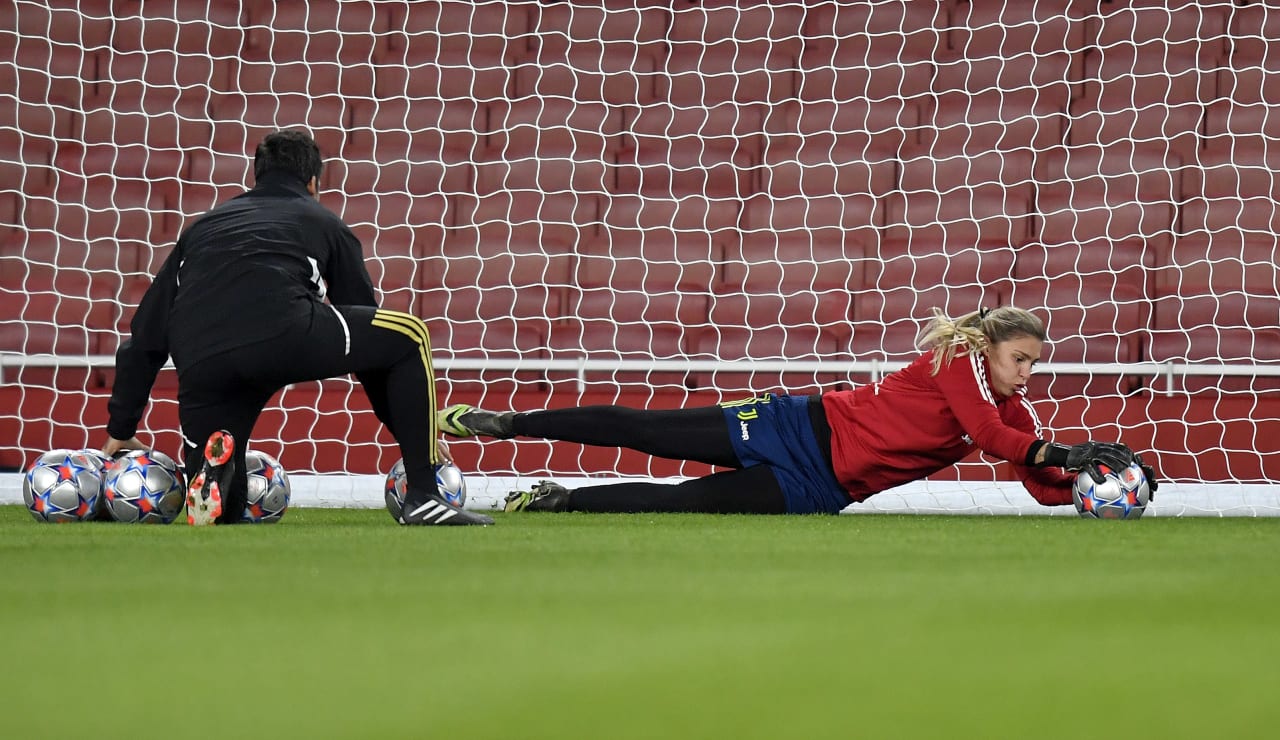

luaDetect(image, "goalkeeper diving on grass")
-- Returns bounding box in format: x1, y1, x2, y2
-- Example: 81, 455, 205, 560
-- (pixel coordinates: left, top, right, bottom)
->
101, 130, 491, 526
440, 306, 1158, 515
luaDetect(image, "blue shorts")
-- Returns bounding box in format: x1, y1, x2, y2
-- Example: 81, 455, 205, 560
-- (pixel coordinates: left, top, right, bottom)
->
720, 393, 850, 514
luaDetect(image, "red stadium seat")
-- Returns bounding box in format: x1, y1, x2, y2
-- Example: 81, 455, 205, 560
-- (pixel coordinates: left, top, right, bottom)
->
488, 98, 626, 153
1038, 195, 1175, 251
1014, 240, 1155, 297
1035, 144, 1181, 201
577, 232, 720, 294
0, 132, 57, 195
326, 192, 449, 262
53, 142, 186, 190
708, 288, 851, 339
1150, 294, 1280, 390
1157, 237, 1280, 298
347, 98, 487, 162
629, 102, 765, 160
229, 57, 372, 106
1080, 46, 1215, 110
1179, 190, 1280, 241
932, 52, 1075, 102
241, 1, 389, 65
669, 1, 806, 48
685, 324, 846, 394
574, 288, 710, 335
12, 38, 95, 106
603, 193, 738, 241
921, 89, 1067, 158
662, 44, 798, 106
768, 99, 922, 155
13, 0, 114, 50
871, 246, 1016, 295
948, 0, 1089, 57
795, 46, 934, 106
1225, 1, 1280, 65
434, 234, 573, 290
453, 190, 600, 248
887, 150, 1035, 249
1035, 146, 1179, 250
473, 153, 613, 199
616, 140, 751, 199
1066, 92, 1202, 156
423, 277, 568, 332
803, 1, 948, 62
757, 134, 897, 197
210, 88, 349, 161
1214, 61, 1280, 106
22, 175, 172, 246
740, 192, 878, 249
1005, 277, 1149, 364
901, 148, 1035, 190
511, 49, 660, 106
110, 0, 246, 55
1152, 292, 1278, 334
372, 52, 515, 103
324, 157, 470, 198
720, 232, 867, 294
1203, 100, 1280, 143
94, 49, 222, 123
1094, 2, 1229, 59
21, 236, 142, 292
549, 290, 707, 384
390, 0, 531, 63
850, 284, 994, 360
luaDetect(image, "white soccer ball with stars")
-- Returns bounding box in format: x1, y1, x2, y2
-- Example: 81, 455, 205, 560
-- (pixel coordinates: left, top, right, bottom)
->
384, 459, 467, 521
101, 449, 187, 524
22, 448, 110, 523
1072, 461, 1151, 519
242, 450, 291, 523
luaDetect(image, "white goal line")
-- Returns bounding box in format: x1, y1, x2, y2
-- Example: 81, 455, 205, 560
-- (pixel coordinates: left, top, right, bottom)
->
1, 473, 1278, 518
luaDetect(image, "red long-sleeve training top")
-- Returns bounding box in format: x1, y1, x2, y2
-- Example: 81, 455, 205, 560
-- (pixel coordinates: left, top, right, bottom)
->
820, 348, 1075, 506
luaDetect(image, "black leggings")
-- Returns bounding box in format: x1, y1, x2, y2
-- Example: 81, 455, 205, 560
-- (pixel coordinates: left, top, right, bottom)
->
176, 304, 439, 523
513, 405, 788, 514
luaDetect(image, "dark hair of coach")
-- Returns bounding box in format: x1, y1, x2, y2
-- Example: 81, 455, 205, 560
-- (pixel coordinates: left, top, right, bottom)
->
253, 129, 324, 185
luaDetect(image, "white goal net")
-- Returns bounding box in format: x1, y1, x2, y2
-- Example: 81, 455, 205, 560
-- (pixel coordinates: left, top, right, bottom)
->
2, 0, 1278, 514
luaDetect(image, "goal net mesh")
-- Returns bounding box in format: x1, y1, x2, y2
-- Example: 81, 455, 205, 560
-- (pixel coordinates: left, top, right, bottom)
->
2, 0, 1278, 512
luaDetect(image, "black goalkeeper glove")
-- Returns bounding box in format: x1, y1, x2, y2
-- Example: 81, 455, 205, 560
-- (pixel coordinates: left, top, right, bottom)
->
1135, 453, 1159, 499
1041, 441, 1136, 484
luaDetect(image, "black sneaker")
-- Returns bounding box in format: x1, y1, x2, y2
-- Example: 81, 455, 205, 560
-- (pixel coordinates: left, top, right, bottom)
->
186, 429, 235, 526
400, 491, 494, 526
503, 480, 571, 513
437, 404, 516, 439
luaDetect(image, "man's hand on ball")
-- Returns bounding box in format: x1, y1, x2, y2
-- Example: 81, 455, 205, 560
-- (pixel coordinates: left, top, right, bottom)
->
102, 436, 147, 458
436, 437, 454, 464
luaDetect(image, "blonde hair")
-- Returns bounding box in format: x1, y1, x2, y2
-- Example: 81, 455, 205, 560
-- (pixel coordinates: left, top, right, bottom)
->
918, 306, 1046, 375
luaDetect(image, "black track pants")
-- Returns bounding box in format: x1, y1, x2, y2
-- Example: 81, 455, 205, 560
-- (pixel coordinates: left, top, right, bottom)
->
513, 405, 788, 514
176, 305, 439, 523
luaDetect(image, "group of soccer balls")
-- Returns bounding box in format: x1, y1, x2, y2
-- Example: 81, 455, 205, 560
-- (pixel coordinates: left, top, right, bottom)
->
28, 445, 1143, 521
26, 446, 469, 525
23, 447, 291, 524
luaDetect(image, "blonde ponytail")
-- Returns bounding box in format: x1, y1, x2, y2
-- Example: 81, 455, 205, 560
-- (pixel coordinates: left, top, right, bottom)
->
918, 306, 1046, 375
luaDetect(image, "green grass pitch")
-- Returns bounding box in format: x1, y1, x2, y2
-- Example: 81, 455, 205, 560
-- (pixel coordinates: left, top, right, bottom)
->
2, 505, 1279, 739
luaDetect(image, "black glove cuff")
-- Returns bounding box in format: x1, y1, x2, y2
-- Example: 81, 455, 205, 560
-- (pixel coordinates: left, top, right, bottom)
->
1039, 441, 1071, 469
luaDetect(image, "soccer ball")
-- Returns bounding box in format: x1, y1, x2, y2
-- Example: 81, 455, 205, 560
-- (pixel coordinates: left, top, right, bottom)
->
22, 449, 109, 523
242, 450, 291, 523
102, 449, 186, 524
1072, 461, 1151, 519
384, 459, 468, 521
